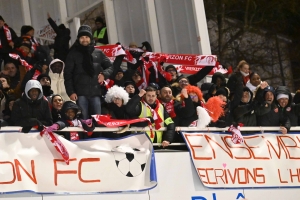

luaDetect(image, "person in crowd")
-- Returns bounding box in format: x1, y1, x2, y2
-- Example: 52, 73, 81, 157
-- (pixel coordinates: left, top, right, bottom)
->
64, 25, 115, 119
227, 60, 250, 94
124, 80, 138, 98
21, 61, 48, 92
255, 83, 290, 134
275, 86, 300, 127
45, 101, 94, 140
37, 74, 53, 99
126, 86, 175, 147
20, 25, 39, 52
201, 82, 217, 102
47, 12, 71, 62
159, 85, 194, 143
93, 16, 108, 46
175, 85, 205, 126
211, 72, 227, 90
48, 59, 70, 101
11, 80, 53, 133
2, 62, 19, 89
2, 95, 15, 126
0, 15, 18, 66
0, 75, 15, 119
13, 38, 36, 65
233, 86, 258, 126
171, 76, 190, 97
165, 64, 214, 96
51, 94, 64, 123
246, 71, 262, 93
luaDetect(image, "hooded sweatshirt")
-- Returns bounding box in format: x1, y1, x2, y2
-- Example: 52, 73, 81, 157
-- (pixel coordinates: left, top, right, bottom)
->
11, 80, 53, 127
49, 59, 70, 101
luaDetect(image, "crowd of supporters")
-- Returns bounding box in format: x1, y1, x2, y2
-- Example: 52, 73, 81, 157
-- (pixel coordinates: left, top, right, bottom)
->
1, 15, 300, 148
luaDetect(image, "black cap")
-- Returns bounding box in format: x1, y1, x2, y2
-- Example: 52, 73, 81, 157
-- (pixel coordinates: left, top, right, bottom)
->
165, 65, 177, 73
215, 87, 230, 98
0, 15, 4, 21
77, 25, 92, 40
149, 82, 160, 90
21, 25, 34, 36
37, 74, 51, 84
124, 81, 135, 88
95, 16, 104, 24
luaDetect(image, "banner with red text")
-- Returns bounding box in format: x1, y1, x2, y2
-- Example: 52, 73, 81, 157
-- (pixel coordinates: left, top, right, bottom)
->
182, 132, 300, 188
0, 132, 157, 193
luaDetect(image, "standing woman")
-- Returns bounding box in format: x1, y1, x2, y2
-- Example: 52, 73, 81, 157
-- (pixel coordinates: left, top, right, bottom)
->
227, 60, 250, 96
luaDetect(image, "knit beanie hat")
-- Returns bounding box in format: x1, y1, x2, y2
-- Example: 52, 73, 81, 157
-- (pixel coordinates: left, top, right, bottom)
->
21, 25, 34, 36
37, 74, 51, 84
77, 25, 92, 40
95, 16, 104, 24
215, 87, 230, 99
0, 15, 4, 21
165, 65, 177, 74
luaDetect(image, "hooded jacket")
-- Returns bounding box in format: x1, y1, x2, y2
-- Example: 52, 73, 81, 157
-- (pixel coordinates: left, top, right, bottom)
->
11, 80, 53, 127
255, 86, 291, 131
275, 86, 300, 127
233, 87, 258, 126
49, 59, 70, 101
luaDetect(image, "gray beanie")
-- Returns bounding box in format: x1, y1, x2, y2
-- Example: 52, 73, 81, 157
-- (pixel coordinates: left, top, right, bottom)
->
77, 25, 92, 40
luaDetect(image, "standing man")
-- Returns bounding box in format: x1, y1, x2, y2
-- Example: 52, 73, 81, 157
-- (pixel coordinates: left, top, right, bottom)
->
93, 17, 108, 46
0, 15, 17, 66
64, 25, 114, 119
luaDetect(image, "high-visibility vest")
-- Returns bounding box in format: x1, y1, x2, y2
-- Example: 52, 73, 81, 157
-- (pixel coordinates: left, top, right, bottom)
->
139, 102, 165, 143
93, 27, 107, 39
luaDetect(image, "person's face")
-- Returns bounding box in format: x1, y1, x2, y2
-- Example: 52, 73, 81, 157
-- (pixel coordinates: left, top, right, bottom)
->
79, 36, 91, 46
218, 94, 227, 102
132, 73, 141, 83
65, 109, 76, 120
115, 72, 123, 81
0, 20, 4, 28
51, 62, 63, 74
95, 22, 103, 29
166, 68, 177, 80
145, 91, 157, 105
265, 91, 274, 103
179, 78, 189, 89
39, 77, 50, 86
0, 78, 9, 89
9, 100, 14, 111
27, 29, 34, 36
215, 77, 222, 87
52, 96, 63, 110
240, 64, 250, 74
160, 87, 173, 103
28, 88, 40, 100
278, 98, 289, 108
189, 92, 199, 103
113, 97, 123, 107
241, 91, 251, 103
250, 74, 261, 86
5, 63, 17, 77
125, 85, 135, 94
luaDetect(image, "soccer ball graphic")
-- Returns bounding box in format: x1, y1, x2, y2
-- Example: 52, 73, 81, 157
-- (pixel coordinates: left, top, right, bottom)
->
112, 146, 147, 177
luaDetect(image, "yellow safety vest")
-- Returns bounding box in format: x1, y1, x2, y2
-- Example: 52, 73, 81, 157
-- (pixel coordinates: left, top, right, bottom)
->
139, 102, 173, 143
93, 27, 107, 39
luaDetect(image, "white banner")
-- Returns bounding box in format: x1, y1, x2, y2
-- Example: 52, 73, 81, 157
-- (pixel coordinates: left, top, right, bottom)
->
182, 132, 300, 188
0, 132, 157, 193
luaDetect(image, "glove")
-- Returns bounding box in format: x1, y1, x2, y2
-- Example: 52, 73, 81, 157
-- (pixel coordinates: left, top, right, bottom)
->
36, 120, 44, 131
21, 119, 44, 133
45, 123, 59, 133
81, 119, 92, 125
147, 117, 154, 123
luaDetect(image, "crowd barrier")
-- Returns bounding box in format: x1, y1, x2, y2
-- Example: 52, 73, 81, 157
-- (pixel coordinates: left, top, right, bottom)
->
1, 126, 300, 200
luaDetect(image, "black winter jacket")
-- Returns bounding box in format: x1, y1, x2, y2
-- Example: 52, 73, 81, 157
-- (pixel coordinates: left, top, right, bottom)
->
64, 43, 114, 97
11, 80, 53, 127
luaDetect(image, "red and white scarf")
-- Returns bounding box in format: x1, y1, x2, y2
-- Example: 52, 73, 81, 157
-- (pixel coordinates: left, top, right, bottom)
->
141, 99, 163, 130
0, 25, 12, 48
161, 100, 176, 118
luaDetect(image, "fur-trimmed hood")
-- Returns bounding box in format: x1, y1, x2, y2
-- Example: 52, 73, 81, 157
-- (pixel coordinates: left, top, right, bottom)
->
105, 85, 129, 105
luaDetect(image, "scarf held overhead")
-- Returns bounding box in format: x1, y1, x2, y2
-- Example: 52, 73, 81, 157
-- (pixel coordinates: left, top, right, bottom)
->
0, 25, 12, 48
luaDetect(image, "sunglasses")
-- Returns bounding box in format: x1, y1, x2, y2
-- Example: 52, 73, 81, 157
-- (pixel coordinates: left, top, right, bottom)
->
189, 94, 198, 99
